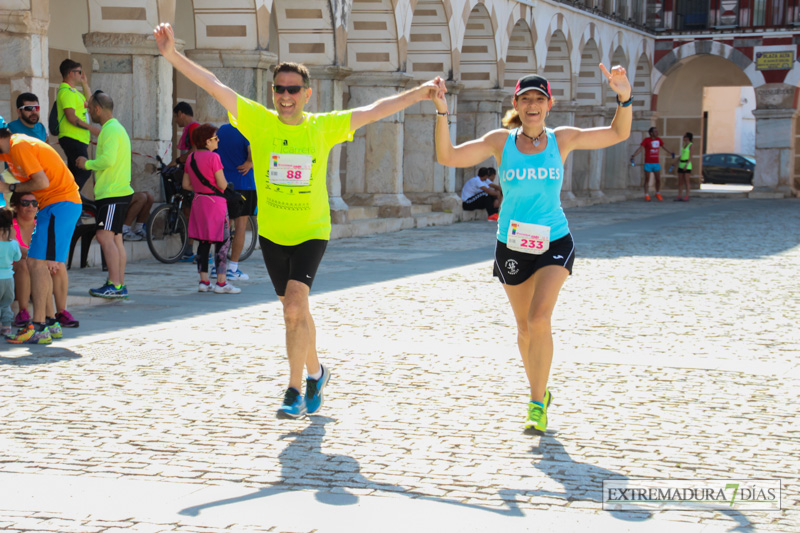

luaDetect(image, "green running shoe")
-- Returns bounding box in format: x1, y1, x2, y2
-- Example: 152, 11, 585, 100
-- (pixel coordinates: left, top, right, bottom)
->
524, 389, 552, 434
48, 321, 63, 339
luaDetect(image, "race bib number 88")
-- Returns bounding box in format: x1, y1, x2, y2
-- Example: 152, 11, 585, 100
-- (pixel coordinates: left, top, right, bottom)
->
269, 153, 312, 186
507, 221, 550, 255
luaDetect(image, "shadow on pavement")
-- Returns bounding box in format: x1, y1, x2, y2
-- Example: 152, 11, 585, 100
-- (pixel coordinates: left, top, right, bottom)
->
501, 436, 753, 529
0, 347, 81, 366
573, 199, 799, 260
180, 416, 529, 519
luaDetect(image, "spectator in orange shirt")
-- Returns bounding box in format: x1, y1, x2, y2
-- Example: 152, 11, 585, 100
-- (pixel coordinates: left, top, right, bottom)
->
0, 126, 82, 344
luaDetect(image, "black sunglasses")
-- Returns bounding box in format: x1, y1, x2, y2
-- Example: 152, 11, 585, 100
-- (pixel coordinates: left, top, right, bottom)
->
20, 199, 39, 207
273, 85, 305, 95
18, 105, 40, 112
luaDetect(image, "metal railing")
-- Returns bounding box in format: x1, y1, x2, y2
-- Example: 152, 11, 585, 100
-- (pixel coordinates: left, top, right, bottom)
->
547, 0, 800, 33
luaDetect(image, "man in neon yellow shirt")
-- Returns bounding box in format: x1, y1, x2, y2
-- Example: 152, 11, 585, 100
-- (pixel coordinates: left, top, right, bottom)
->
77, 91, 133, 300
56, 59, 101, 191
155, 22, 446, 419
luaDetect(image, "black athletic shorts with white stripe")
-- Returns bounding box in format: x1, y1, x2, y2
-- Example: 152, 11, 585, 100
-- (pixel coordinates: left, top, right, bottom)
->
95, 194, 133, 235
493, 233, 575, 285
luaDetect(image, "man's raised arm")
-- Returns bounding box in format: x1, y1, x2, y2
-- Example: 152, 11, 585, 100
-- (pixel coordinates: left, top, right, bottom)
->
154, 23, 238, 118
349, 77, 447, 131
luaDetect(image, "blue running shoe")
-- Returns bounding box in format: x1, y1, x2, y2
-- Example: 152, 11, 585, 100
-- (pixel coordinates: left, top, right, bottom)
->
118, 285, 129, 299
89, 282, 124, 299
305, 364, 331, 415
178, 253, 196, 263
277, 387, 307, 419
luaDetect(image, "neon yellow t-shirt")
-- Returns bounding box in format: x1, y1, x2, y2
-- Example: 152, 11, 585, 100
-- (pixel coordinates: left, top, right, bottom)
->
56, 82, 90, 144
229, 95, 354, 246
85, 119, 134, 200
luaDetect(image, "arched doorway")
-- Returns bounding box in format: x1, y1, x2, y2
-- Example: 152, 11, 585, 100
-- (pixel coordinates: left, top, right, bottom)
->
656, 54, 754, 191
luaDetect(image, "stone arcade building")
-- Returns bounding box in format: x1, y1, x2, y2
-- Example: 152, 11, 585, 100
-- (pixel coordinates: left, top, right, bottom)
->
0, 0, 798, 236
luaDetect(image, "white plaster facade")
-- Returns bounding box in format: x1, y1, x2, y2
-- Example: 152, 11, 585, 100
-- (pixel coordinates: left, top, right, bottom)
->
0, 0, 797, 221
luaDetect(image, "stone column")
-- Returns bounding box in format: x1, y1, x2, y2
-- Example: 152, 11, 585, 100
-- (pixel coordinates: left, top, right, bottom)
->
572, 105, 607, 198
344, 72, 414, 218
307, 65, 352, 224
403, 80, 462, 213
750, 108, 795, 197
549, 101, 579, 203
455, 88, 507, 193
185, 49, 277, 124
0, 6, 49, 125
83, 32, 176, 198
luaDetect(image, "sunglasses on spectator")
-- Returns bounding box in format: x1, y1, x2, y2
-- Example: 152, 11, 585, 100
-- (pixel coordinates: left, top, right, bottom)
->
273, 85, 305, 95
20, 199, 39, 207
18, 105, 40, 112
209, 136, 219, 142
72, 69, 83, 74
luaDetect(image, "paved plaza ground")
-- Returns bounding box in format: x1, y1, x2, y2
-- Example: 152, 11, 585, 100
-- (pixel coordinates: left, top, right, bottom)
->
1, 197, 798, 532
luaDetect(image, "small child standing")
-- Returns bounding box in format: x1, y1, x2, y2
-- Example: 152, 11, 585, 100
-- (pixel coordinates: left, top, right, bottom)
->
0, 208, 22, 336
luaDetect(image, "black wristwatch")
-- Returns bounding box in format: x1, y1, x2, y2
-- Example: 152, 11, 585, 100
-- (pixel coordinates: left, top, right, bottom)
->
9, 183, 16, 193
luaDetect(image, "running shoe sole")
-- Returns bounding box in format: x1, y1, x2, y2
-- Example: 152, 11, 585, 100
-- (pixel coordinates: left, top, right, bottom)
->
276, 407, 307, 420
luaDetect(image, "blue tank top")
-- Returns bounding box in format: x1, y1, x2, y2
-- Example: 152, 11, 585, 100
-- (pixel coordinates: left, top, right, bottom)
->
497, 128, 570, 243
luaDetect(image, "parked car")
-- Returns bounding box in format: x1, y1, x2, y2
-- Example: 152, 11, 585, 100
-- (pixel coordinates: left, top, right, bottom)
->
702, 153, 755, 185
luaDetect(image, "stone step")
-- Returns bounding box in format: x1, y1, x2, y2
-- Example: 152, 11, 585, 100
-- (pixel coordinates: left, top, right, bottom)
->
332, 217, 415, 239
346, 206, 380, 221
410, 204, 432, 215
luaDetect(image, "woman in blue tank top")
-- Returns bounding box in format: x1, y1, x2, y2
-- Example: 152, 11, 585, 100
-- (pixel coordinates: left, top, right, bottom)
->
432, 66, 632, 434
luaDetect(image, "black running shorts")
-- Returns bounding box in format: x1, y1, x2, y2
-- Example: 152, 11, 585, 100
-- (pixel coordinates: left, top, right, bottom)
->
259, 236, 328, 296
493, 233, 575, 285
95, 194, 133, 235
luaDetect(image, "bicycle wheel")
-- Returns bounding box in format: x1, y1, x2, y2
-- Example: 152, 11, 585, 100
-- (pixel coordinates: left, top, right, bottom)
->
230, 215, 258, 261
146, 203, 189, 263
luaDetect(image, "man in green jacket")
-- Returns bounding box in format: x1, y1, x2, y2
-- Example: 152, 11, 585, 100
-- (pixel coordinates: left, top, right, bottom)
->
77, 91, 133, 299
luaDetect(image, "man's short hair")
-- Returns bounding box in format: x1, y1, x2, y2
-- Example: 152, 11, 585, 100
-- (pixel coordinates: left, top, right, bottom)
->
648, 127, 656, 135
191, 123, 218, 150
91, 91, 114, 112
59, 59, 82, 79
0, 128, 11, 139
685, 132, 693, 142
273, 62, 311, 87
477, 167, 488, 178
486, 167, 496, 176
173, 101, 194, 116
16, 93, 39, 108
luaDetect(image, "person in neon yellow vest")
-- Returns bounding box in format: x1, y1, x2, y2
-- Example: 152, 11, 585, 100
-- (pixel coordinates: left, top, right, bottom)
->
676, 132, 693, 202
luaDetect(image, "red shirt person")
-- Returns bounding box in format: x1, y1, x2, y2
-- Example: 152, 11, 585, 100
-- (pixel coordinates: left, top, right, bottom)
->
630, 127, 674, 202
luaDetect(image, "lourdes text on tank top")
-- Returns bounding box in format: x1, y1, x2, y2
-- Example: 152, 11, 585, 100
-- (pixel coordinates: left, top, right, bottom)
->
497, 128, 570, 243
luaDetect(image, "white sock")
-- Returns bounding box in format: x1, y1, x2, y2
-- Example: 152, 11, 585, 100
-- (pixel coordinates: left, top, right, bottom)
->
228, 261, 238, 272
122, 224, 131, 233
308, 368, 323, 381
133, 222, 144, 232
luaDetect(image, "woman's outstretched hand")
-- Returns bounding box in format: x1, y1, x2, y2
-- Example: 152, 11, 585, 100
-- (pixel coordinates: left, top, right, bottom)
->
600, 63, 631, 102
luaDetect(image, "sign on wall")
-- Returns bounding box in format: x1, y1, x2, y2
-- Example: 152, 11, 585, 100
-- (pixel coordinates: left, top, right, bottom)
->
755, 51, 794, 71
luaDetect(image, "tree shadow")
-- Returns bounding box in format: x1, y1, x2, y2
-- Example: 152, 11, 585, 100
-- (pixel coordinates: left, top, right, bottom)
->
0, 347, 82, 366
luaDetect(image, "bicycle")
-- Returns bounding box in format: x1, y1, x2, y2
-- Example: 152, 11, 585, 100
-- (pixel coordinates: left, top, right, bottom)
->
146, 156, 191, 263
147, 155, 259, 263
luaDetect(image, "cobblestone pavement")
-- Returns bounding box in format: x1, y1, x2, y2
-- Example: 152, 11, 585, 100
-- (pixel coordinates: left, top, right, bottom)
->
1, 198, 798, 532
